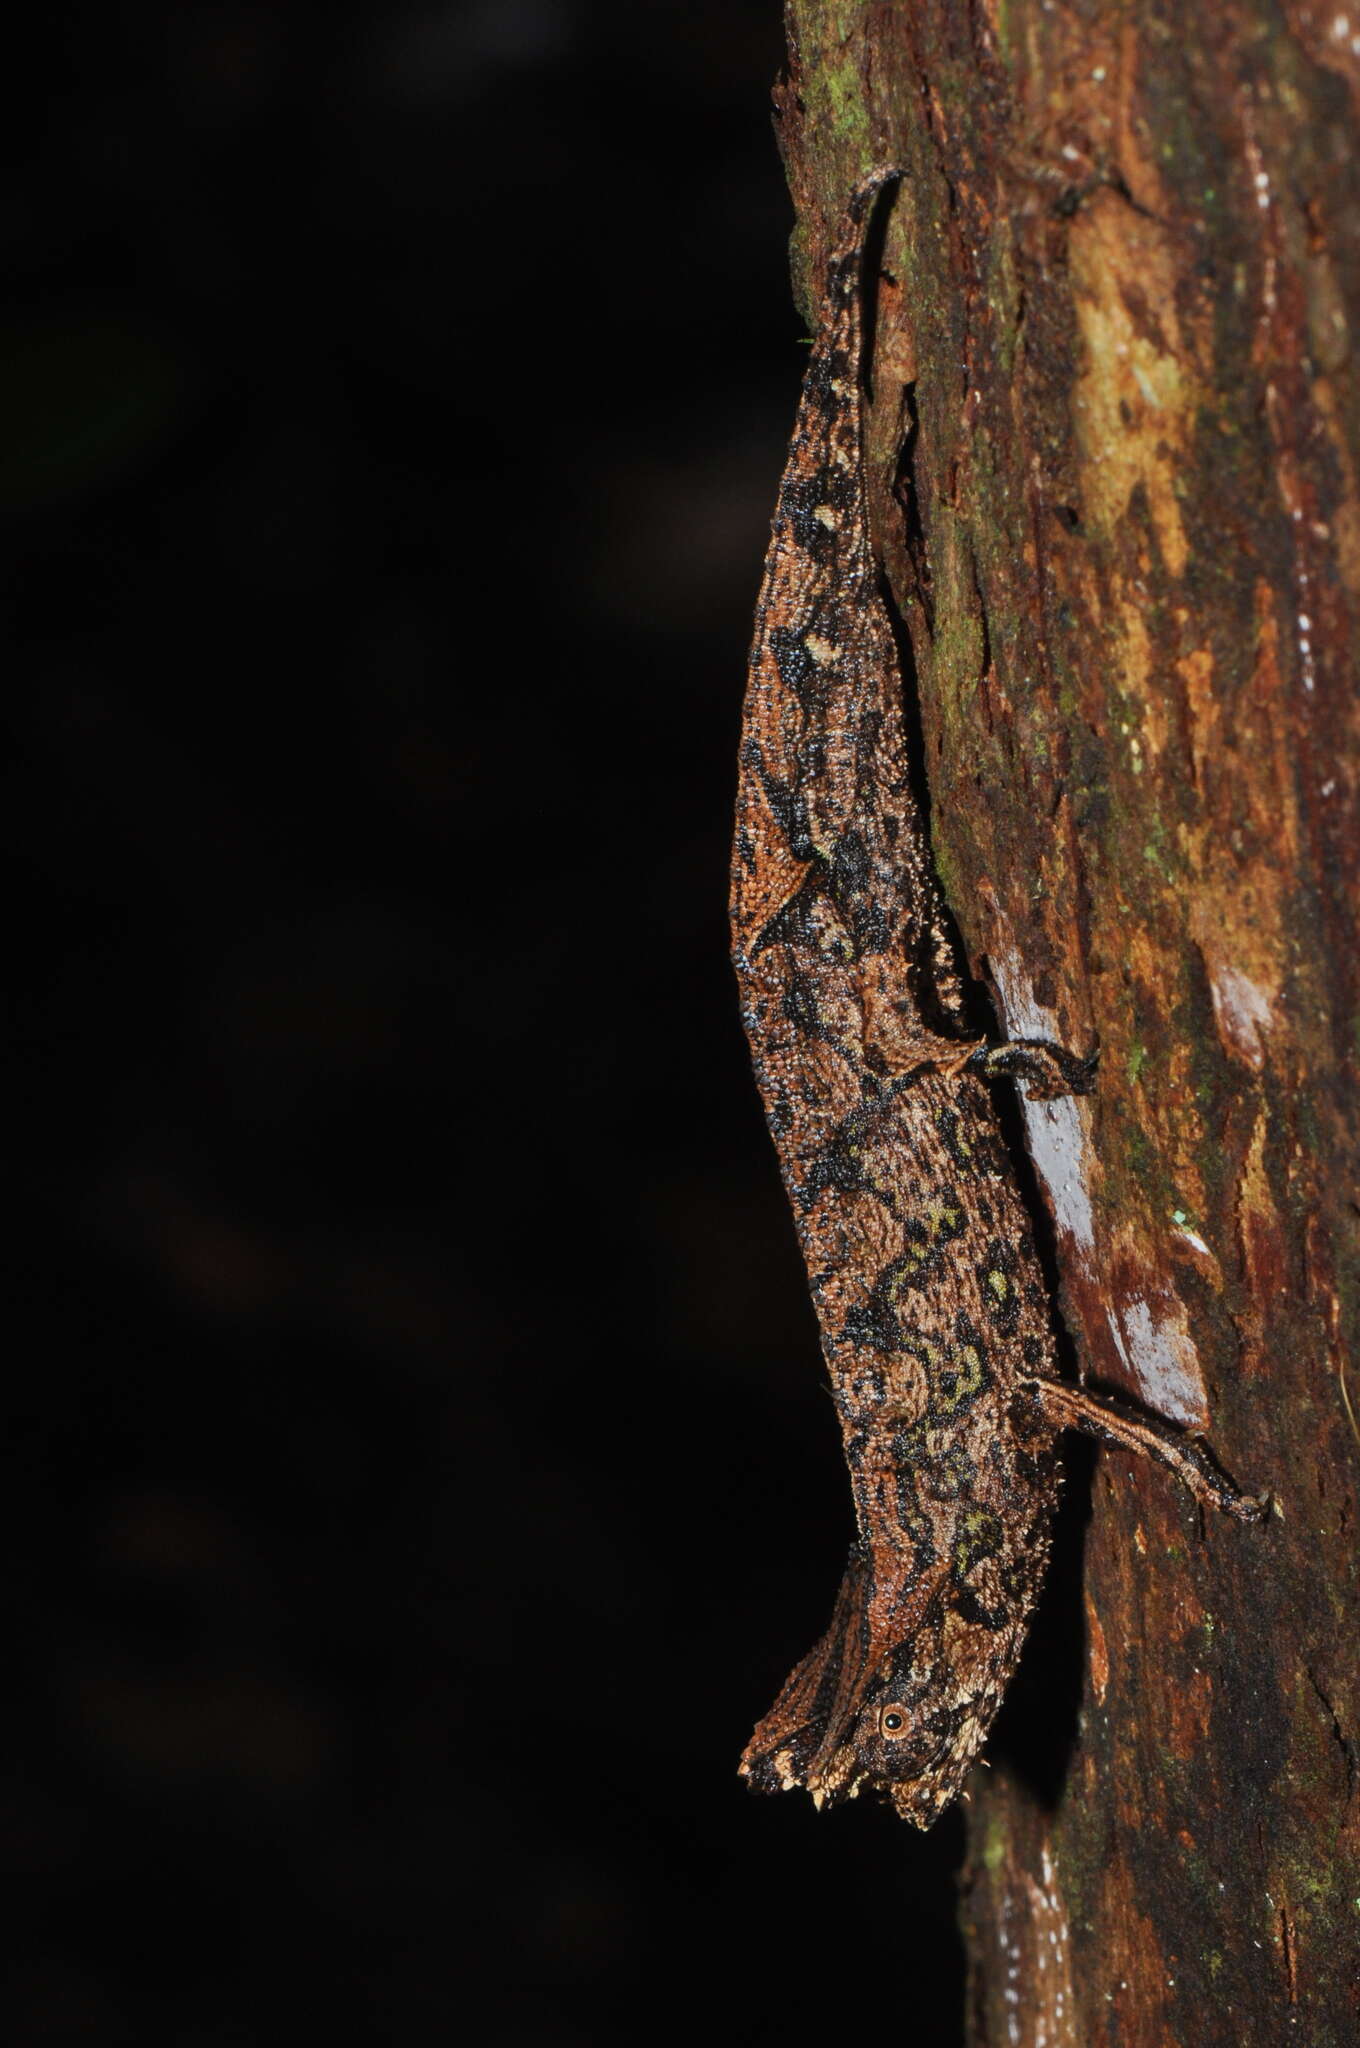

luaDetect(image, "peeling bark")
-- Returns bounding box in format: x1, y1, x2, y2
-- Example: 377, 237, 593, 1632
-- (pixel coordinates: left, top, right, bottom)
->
776, 4, 1360, 2041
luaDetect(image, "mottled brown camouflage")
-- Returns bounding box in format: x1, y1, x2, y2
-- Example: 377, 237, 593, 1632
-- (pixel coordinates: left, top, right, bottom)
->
730, 171, 1263, 1828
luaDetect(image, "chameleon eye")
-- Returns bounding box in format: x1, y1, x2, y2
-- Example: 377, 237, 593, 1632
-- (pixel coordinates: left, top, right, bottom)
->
879, 1704, 909, 1738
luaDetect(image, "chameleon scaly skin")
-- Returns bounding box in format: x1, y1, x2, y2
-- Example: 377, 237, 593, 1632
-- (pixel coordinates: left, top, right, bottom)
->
730, 169, 1263, 1826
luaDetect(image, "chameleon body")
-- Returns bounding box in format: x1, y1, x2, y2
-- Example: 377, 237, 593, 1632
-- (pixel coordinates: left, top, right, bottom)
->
730, 169, 1263, 1828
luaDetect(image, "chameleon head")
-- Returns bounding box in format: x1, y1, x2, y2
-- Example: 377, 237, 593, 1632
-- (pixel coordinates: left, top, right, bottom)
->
739, 1546, 1029, 1829
811, 1617, 1003, 1827
812, 1605, 1007, 1826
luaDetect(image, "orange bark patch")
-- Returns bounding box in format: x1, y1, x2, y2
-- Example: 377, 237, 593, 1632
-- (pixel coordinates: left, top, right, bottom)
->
1069, 190, 1203, 579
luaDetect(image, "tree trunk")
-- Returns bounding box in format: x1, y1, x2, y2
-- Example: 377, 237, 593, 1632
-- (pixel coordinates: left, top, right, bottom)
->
775, 4, 1360, 2040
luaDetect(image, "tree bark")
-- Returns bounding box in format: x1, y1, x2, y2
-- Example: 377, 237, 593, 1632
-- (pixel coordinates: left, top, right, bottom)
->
776, 4, 1360, 2040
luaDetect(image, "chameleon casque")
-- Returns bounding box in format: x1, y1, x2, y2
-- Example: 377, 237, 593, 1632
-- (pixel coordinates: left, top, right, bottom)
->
730, 168, 1264, 1829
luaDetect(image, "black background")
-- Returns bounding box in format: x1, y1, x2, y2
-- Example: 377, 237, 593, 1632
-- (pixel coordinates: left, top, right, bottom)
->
7, 4, 976, 2041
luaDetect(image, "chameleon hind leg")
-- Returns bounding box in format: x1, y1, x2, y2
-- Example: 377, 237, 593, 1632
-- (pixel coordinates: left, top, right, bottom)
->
1022, 1374, 1268, 1523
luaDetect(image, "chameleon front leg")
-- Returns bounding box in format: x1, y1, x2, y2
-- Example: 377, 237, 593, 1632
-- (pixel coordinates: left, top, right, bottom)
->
964, 1037, 1098, 1100
913, 890, 1098, 1098
1021, 1373, 1268, 1523
863, 988, 1096, 1098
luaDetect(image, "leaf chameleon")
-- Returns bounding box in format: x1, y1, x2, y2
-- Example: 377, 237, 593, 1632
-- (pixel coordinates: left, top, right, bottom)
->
729, 168, 1264, 1829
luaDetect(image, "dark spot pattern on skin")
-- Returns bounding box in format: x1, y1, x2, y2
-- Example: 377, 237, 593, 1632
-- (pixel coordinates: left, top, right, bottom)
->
840, 1196, 971, 1349
955, 1554, 1032, 1632
768, 1088, 793, 1137
786, 499, 835, 558
781, 965, 824, 1039
802, 369, 835, 421
806, 339, 853, 406
783, 464, 856, 555
851, 897, 892, 958
979, 1241, 1022, 1333
832, 1363, 886, 1422
916, 1443, 975, 1501
930, 1326, 990, 1418
826, 828, 892, 957
751, 869, 825, 955
952, 1506, 1004, 1579
745, 739, 815, 861
934, 1104, 973, 1169
899, 1193, 969, 1278
812, 1126, 868, 1195
953, 1583, 1008, 1631
892, 1470, 938, 1568
829, 828, 870, 899
842, 1294, 900, 1354
800, 1106, 884, 1211
842, 1428, 869, 1475
770, 623, 831, 719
